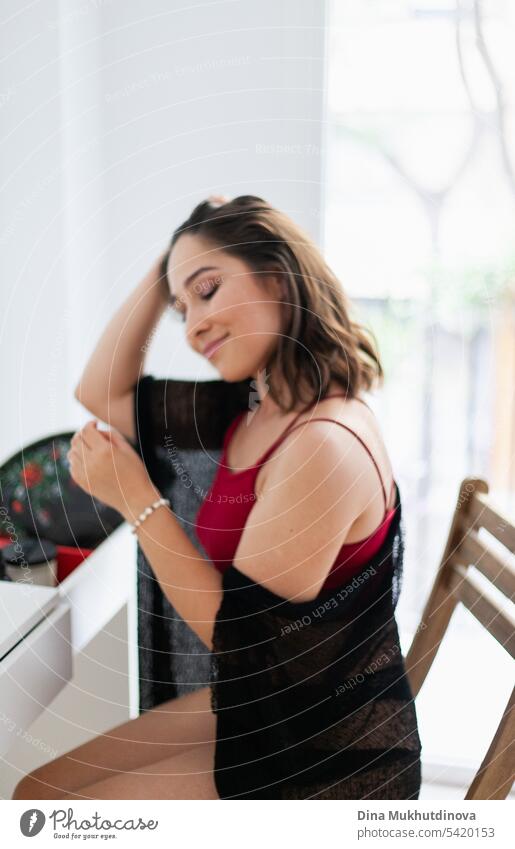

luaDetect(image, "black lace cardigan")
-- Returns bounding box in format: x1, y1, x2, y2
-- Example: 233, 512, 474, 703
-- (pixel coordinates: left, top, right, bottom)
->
132, 375, 422, 799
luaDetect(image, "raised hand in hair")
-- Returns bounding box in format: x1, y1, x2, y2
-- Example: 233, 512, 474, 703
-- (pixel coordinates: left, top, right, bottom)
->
207, 194, 229, 205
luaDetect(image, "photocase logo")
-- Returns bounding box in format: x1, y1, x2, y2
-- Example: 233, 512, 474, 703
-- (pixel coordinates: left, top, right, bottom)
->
20, 809, 46, 836
247, 368, 270, 421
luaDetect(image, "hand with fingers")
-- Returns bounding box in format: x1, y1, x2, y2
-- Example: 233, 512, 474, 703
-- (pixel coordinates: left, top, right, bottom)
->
66, 421, 157, 518
207, 194, 229, 205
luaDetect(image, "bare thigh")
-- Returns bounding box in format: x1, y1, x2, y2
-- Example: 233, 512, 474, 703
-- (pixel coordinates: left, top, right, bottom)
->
13, 685, 215, 800
58, 741, 219, 800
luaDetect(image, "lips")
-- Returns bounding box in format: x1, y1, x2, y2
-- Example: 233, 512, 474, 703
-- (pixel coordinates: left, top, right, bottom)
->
204, 334, 229, 359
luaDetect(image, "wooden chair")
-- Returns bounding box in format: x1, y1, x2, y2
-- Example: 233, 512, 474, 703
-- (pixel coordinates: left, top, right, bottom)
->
405, 477, 515, 799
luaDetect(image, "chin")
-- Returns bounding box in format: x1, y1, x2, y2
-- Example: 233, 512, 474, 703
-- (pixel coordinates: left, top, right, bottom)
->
215, 364, 252, 383
209, 340, 270, 383
213, 354, 259, 383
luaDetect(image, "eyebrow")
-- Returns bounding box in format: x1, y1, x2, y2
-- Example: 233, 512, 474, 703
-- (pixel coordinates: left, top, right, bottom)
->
168, 265, 220, 309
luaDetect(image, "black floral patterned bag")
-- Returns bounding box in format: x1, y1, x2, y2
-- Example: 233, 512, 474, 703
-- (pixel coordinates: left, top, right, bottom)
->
0, 432, 123, 548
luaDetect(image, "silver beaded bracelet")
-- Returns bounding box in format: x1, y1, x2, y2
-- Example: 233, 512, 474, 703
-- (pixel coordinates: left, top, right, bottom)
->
129, 496, 170, 534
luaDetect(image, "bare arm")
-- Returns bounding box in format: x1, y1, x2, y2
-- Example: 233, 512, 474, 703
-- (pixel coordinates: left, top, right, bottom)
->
117, 420, 367, 646
73, 251, 170, 442
122, 479, 223, 651
232, 422, 370, 602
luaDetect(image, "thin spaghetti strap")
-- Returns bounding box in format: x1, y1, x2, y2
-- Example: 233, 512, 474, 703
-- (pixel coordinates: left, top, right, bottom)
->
264, 392, 368, 450
264, 392, 348, 446
388, 476, 396, 510
226, 393, 377, 475
264, 415, 390, 513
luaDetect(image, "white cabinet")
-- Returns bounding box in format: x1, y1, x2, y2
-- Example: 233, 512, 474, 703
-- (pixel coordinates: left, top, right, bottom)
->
57, 523, 136, 654
0, 602, 72, 756
0, 524, 137, 757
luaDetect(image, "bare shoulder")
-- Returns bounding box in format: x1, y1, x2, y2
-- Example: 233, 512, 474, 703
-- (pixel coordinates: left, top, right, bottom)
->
262, 415, 370, 500
263, 394, 381, 487
232, 422, 369, 600
258, 394, 395, 515
232, 395, 394, 600
231, 392, 395, 600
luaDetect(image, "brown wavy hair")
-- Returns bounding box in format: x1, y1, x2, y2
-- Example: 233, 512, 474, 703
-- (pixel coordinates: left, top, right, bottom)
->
162, 194, 384, 413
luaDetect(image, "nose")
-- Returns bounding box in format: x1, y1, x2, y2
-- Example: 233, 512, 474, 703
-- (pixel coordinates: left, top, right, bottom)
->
185, 307, 214, 353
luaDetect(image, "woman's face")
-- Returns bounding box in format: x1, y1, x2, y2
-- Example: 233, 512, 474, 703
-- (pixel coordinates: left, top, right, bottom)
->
167, 233, 284, 381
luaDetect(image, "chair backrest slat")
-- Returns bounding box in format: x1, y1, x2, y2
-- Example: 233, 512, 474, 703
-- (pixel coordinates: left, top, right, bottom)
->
447, 562, 515, 659
458, 529, 515, 600
464, 686, 515, 800
405, 478, 486, 697
468, 491, 515, 555
405, 477, 515, 800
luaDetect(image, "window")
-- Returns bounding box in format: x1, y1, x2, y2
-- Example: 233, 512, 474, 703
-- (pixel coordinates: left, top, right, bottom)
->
324, 0, 515, 778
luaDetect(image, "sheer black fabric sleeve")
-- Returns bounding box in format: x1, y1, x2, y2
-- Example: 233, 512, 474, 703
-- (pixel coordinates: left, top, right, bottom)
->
131, 373, 251, 711
132, 374, 251, 487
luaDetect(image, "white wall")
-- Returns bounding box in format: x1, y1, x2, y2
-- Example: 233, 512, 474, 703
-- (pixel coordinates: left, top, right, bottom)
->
0, 0, 68, 455
0, 0, 327, 460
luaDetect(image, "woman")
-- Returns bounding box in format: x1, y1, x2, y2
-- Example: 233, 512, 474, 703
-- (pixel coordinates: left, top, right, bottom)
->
13, 195, 421, 800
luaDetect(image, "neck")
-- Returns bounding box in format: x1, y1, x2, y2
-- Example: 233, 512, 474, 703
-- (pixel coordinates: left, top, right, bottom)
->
252, 368, 344, 418
249, 367, 324, 418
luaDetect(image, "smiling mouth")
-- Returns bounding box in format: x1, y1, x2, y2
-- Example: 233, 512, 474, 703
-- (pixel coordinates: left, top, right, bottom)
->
204, 335, 229, 359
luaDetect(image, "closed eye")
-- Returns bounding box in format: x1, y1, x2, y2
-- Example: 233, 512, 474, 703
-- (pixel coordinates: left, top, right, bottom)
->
172, 281, 220, 324
200, 282, 220, 302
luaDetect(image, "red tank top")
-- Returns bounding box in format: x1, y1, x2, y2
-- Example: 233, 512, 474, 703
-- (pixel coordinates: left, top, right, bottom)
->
194, 393, 397, 590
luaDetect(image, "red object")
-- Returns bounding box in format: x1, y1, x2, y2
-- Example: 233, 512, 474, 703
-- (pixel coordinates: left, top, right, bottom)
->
0, 535, 94, 583
21, 462, 43, 488
195, 393, 397, 591
54, 544, 94, 582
